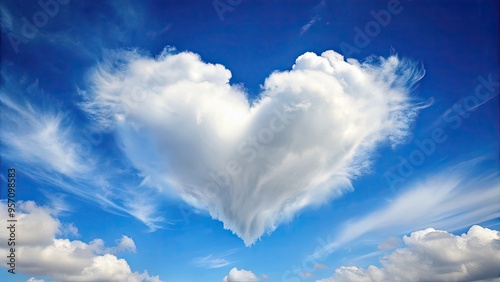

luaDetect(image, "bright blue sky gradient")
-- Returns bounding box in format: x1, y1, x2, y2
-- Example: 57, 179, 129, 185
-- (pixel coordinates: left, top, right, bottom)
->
1, 1, 499, 282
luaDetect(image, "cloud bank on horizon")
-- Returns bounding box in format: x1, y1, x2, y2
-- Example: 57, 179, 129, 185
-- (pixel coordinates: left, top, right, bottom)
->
80, 47, 424, 245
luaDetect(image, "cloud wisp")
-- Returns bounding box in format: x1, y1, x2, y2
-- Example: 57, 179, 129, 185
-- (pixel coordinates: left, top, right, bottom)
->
300, 0, 326, 36
309, 157, 500, 262
193, 254, 232, 269
223, 267, 260, 282
82, 47, 424, 245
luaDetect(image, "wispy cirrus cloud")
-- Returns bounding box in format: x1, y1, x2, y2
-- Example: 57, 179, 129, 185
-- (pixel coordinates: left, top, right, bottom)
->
0, 87, 92, 177
193, 248, 238, 269
310, 157, 500, 260
0, 73, 165, 231
300, 15, 321, 36
193, 255, 232, 269
300, 0, 326, 36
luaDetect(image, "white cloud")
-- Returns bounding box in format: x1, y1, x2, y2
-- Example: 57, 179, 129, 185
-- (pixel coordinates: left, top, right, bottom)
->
300, 0, 326, 36
89, 235, 137, 255
223, 267, 260, 282
82, 47, 423, 245
310, 158, 500, 258
59, 222, 80, 237
301, 15, 321, 36
63, 254, 160, 282
41, 192, 74, 216
194, 254, 231, 269
0, 201, 161, 282
318, 225, 500, 282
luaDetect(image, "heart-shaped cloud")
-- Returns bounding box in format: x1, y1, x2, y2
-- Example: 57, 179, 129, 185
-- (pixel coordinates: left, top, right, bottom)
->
82, 48, 423, 245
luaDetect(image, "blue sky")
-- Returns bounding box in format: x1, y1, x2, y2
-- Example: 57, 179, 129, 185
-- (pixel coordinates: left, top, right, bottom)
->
0, 0, 499, 281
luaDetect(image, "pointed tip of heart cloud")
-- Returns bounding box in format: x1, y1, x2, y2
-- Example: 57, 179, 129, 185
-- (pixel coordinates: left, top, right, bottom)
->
81, 47, 425, 245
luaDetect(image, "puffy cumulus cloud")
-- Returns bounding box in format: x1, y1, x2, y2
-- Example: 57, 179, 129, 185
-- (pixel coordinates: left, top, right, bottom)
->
115, 235, 137, 253
0, 201, 161, 282
12, 201, 60, 247
300, 0, 327, 36
223, 267, 260, 282
89, 235, 137, 255
318, 225, 500, 282
82, 47, 423, 245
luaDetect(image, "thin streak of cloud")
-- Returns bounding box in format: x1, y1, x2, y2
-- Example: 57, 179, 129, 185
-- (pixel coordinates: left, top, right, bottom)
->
301, 15, 321, 36
310, 157, 500, 259
193, 255, 232, 269
0, 201, 161, 282
0, 5, 13, 31
300, 0, 326, 36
